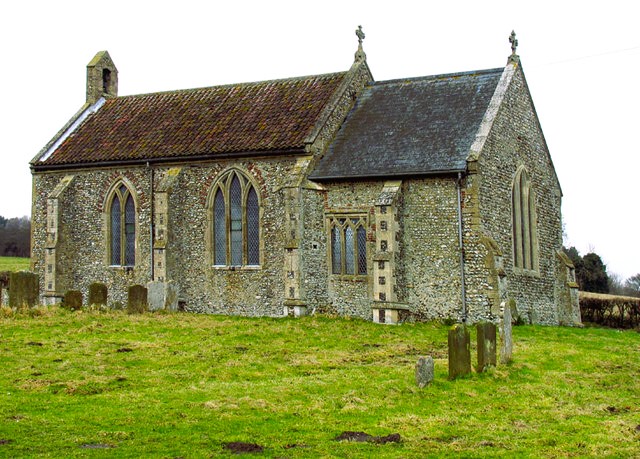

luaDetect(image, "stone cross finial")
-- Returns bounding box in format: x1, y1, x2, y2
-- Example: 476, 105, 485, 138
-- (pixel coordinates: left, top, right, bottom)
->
508, 30, 520, 64
356, 25, 365, 44
354, 25, 366, 62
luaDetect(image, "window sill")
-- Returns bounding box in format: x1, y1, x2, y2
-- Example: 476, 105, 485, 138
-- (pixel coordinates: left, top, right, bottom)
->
212, 265, 261, 271
109, 265, 135, 273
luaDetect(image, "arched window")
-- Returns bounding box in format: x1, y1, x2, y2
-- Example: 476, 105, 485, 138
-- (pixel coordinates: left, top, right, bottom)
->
512, 167, 538, 271
108, 183, 136, 266
211, 170, 260, 267
328, 215, 368, 275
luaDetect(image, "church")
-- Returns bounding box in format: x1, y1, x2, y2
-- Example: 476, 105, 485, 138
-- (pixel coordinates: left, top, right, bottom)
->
30, 30, 580, 325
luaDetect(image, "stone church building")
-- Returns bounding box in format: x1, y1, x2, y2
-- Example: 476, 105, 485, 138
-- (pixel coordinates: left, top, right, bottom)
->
30, 31, 580, 325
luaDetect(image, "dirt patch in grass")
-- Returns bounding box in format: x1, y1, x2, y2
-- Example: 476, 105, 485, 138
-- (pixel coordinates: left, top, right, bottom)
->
223, 442, 264, 454
0, 439, 13, 445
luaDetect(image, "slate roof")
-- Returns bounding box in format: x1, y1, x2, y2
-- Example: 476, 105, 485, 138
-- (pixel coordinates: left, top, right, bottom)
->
36, 72, 348, 167
310, 68, 504, 180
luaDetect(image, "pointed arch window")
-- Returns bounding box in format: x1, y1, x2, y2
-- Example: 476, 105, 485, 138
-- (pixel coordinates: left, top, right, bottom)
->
328, 215, 368, 275
211, 170, 260, 267
109, 183, 136, 266
512, 167, 538, 271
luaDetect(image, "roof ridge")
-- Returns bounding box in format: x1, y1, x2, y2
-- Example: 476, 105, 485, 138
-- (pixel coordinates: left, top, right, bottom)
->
116, 70, 349, 100
374, 67, 504, 86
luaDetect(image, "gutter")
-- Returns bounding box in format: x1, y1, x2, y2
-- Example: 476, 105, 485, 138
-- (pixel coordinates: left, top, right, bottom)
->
31, 148, 305, 172
456, 172, 467, 322
309, 168, 466, 182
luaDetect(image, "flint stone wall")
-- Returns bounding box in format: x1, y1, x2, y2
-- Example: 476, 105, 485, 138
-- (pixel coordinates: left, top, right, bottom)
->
465, 65, 573, 324
32, 158, 298, 315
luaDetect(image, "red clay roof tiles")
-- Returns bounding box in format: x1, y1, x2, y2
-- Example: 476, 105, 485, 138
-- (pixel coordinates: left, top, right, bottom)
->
40, 72, 347, 166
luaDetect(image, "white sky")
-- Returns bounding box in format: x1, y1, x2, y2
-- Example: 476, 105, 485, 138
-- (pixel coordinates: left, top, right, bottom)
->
1, 0, 638, 279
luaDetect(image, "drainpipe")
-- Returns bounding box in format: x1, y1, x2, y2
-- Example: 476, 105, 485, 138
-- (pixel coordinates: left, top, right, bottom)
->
147, 162, 154, 281
456, 172, 467, 323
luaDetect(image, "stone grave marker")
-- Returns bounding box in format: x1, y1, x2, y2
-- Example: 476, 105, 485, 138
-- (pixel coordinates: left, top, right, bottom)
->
88, 283, 108, 307
63, 290, 83, 310
476, 322, 497, 372
127, 285, 148, 314
9, 271, 39, 309
499, 301, 513, 364
448, 324, 471, 379
415, 356, 434, 388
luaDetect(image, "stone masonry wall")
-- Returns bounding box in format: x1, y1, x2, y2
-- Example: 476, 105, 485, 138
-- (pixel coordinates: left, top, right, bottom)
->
304, 177, 464, 321
469, 64, 565, 324
32, 157, 300, 314
401, 178, 463, 321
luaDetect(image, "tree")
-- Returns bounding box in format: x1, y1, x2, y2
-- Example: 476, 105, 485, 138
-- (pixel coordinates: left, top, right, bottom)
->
0, 215, 31, 258
563, 246, 609, 293
608, 272, 626, 295
581, 252, 609, 293
624, 274, 640, 298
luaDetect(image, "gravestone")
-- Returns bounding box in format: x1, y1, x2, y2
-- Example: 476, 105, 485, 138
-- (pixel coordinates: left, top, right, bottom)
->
147, 281, 179, 311
127, 285, 148, 314
9, 271, 39, 309
0, 271, 9, 306
63, 290, 83, 310
499, 301, 513, 364
88, 283, 108, 307
415, 356, 434, 388
448, 324, 471, 379
476, 322, 497, 372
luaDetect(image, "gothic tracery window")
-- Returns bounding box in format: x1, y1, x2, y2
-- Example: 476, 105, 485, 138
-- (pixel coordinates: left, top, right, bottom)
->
512, 167, 538, 271
329, 215, 367, 275
108, 183, 136, 266
211, 170, 260, 267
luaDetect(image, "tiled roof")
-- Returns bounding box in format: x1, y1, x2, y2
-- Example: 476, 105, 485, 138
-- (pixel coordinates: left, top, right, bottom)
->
38, 72, 347, 166
310, 68, 503, 179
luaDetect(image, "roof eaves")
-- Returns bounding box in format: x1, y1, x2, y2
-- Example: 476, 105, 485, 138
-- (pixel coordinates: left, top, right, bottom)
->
309, 166, 467, 182
31, 147, 307, 172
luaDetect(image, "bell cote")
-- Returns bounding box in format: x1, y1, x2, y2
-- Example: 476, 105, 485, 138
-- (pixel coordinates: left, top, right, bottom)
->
86, 51, 118, 104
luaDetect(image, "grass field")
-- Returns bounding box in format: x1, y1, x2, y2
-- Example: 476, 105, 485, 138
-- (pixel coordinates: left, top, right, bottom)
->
0, 256, 30, 272
0, 309, 639, 457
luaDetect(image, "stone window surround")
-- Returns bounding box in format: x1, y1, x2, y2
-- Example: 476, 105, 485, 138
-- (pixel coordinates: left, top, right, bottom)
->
511, 165, 539, 274
103, 178, 139, 269
326, 211, 369, 279
206, 167, 263, 270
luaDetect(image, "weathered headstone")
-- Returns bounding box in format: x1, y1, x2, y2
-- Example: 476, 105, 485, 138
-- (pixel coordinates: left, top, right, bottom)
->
127, 285, 148, 314
476, 322, 497, 372
448, 324, 471, 379
9, 271, 39, 309
88, 283, 108, 307
415, 356, 435, 388
499, 301, 513, 364
63, 290, 83, 311
0, 271, 9, 306
147, 281, 179, 311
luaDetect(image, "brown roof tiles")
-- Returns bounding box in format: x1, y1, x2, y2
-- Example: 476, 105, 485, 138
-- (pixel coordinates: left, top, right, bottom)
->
39, 72, 347, 166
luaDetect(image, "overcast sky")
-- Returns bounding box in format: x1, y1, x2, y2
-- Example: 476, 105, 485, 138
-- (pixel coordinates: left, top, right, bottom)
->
1, 0, 638, 279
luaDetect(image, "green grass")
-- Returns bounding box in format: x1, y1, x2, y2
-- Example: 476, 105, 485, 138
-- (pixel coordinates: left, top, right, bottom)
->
0, 309, 639, 458
0, 256, 30, 272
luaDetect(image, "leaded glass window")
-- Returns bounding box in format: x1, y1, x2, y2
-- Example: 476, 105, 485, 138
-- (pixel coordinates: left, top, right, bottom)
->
512, 167, 538, 271
328, 215, 368, 275
210, 170, 261, 267
108, 183, 136, 266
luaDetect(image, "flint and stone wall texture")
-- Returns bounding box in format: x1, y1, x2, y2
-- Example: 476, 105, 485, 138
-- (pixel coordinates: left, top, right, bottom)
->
467, 64, 574, 324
